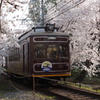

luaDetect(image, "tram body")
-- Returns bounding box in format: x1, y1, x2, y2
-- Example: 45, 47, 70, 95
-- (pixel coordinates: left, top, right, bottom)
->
6, 26, 71, 79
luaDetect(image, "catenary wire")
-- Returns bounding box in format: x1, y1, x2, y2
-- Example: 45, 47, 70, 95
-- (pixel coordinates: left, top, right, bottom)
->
45, 0, 86, 23
16, 0, 30, 28
45, 0, 84, 21
45, 0, 72, 19
45, 0, 64, 13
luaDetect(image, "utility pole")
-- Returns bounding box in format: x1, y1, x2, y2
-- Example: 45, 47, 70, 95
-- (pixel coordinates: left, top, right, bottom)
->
0, 0, 3, 32
41, 0, 44, 26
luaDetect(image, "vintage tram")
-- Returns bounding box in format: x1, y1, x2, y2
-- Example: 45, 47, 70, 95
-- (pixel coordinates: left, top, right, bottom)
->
6, 24, 71, 80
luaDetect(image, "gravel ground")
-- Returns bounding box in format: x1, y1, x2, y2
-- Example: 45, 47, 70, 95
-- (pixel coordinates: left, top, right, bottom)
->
0, 73, 55, 100
0, 91, 35, 100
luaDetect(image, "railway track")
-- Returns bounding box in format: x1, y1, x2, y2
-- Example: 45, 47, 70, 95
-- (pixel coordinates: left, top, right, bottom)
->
37, 78, 100, 100
38, 84, 100, 100
2, 74, 100, 100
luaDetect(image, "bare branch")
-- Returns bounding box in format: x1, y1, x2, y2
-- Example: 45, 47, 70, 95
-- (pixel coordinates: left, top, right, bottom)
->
62, 18, 74, 32
0, 0, 3, 32
0, 0, 3, 9
6, 0, 19, 9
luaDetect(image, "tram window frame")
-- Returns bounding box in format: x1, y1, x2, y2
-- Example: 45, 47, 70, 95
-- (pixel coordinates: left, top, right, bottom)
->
34, 44, 46, 59
9, 48, 20, 61
33, 36, 68, 42
34, 43, 69, 59
58, 44, 69, 58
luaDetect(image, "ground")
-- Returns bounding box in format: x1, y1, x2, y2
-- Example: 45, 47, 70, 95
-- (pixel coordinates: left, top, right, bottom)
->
0, 72, 55, 100
0, 73, 34, 100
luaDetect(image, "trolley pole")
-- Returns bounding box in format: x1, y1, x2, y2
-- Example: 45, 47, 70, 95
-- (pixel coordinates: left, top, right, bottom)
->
41, 0, 44, 26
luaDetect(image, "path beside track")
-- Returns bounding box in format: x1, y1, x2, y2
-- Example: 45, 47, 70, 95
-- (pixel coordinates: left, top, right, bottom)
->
0, 73, 55, 100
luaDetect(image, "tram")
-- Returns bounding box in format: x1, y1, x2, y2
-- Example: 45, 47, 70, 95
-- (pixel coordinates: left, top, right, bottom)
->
6, 24, 71, 80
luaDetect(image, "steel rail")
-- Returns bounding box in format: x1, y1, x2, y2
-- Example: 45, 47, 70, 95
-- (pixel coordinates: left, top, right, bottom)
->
37, 88, 72, 100
36, 77, 100, 100
57, 84, 100, 100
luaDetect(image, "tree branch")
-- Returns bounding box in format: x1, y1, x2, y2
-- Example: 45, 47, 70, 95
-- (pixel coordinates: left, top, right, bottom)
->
6, 0, 19, 9
0, 0, 3, 9
0, 0, 3, 32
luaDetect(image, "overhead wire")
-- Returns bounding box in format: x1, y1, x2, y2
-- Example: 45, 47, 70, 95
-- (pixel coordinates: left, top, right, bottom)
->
45, 0, 87, 23
45, 0, 82, 20
16, 0, 44, 27
45, 0, 63, 12
16, 0, 30, 28
62, 18, 74, 32
45, 0, 72, 19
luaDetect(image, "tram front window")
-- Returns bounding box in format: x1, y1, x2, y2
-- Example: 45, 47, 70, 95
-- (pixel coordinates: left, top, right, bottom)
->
34, 44, 45, 58
34, 43, 68, 59
59, 44, 68, 58
47, 45, 58, 59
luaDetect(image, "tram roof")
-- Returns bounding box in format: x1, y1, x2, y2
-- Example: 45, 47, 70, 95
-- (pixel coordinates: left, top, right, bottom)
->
18, 29, 68, 41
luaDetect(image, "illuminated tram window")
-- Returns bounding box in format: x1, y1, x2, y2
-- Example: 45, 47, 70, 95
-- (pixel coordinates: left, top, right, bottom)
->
34, 43, 69, 59
34, 44, 45, 58
59, 44, 69, 58
47, 45, 58, 59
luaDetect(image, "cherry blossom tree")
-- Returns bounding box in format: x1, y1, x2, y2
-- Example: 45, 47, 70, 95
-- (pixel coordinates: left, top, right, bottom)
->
0, 0, 100, 77
45, 0, 100, 76
0, 0, 29, 69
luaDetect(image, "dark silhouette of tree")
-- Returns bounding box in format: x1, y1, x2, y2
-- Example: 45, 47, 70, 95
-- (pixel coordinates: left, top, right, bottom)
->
74, 70, 87, 83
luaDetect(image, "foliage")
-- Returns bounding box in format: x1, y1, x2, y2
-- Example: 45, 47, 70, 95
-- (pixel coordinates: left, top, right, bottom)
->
71, 67, 88, 82
29, 0, 40, 23
73, 70, 87, 83
70, 67, 82, 80
0, 0, 28, 57
68, 67, 100, 85
28, 0, 57, 25
94, 64, 100, 77
45, 0, 100, 76
45, 0, 57, 6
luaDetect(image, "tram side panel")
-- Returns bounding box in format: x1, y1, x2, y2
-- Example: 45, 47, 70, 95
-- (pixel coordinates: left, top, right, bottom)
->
7, 47, 23, 75
18, 39, 31, 76
7, 40, 30, 76
7, 35, 71, 77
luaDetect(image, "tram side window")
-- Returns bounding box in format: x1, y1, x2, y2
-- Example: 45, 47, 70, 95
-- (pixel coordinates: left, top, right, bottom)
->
34, 44, 45, 58
9, 48, 20, 61
59, 44, 69, 58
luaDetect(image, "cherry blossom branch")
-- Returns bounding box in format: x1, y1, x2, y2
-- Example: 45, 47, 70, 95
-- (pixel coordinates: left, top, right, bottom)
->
6, 0, 19, 9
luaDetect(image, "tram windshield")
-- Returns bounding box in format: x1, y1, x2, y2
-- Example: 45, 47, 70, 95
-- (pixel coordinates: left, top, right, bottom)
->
34, 44, 69, 59
34, 44, 45, 58
47, 45, 58, 58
